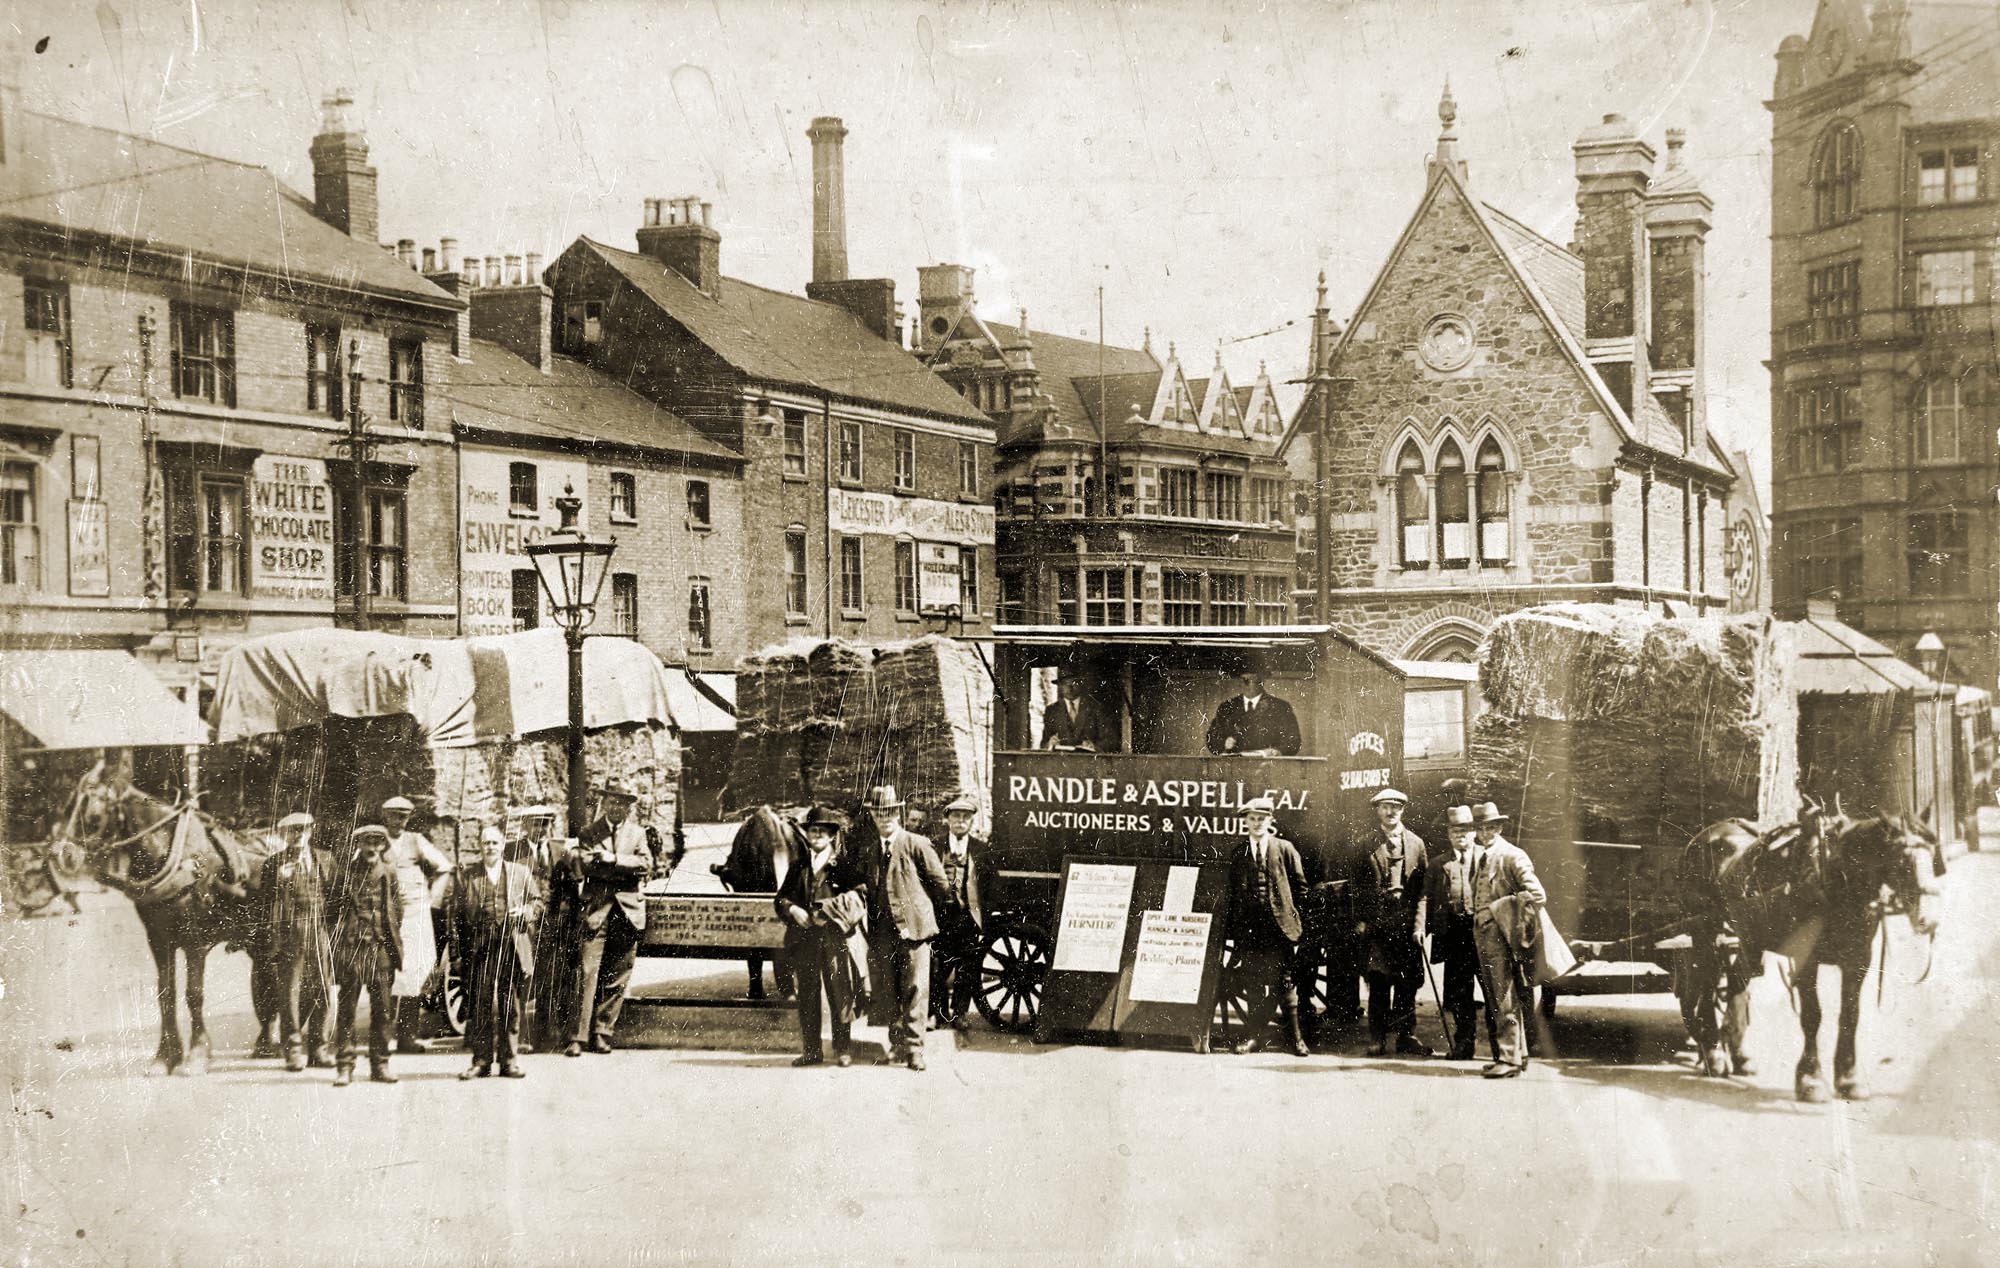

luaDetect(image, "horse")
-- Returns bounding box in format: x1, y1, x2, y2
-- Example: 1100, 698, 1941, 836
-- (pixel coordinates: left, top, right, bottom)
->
712, 804, 807, 999
1676, 801, 1943, 1102
66, 763, 282, 1075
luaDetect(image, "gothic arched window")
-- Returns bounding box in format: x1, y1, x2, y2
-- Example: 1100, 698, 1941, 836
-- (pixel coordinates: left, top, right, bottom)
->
1812, 122, 1860, 228
1435, 440, 1470, 567
1476, 438, 1511, 564
1396, 441, 1429, 567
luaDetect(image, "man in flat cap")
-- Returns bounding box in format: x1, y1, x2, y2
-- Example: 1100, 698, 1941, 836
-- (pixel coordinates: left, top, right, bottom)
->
258, 812, 336, 1071
1426, 805, 1490, 1062
508, 805, 577, 1052
1228, 795, 1311, 1056
380, 795, 452, 1054
1353, 788, 1432, 1058
775, 805, 867, 1067
1470, 802, 1545, 1079
928, 793, 987, 1032
859, 785, 952, 1070
451, 823, 542, 1079
566, 781, 662, 1057
1206, 664, 1302, 758
331, 824, 403, 1086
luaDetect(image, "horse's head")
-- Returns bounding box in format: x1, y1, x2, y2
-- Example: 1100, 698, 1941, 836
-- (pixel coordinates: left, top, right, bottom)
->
67, 765, 177, 882
1832, 813, 1944, 937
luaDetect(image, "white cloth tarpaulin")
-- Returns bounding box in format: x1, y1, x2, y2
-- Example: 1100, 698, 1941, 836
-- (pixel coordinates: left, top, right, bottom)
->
0, 650, 208, 749
209, 627, 675, 747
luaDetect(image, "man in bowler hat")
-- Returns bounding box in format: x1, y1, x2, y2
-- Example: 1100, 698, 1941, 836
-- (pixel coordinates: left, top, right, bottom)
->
775, 805, 866, 1067
858, 785, 952, 1070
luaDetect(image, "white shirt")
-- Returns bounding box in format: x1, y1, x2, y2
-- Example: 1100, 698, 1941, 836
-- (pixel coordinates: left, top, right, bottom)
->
1242, 693, 1264, 711
810, 846, 833, 875
484, 863, 503, 888
947, 834, 971, 859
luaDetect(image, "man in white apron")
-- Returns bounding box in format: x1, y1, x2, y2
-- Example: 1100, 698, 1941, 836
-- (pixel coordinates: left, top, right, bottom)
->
381, 795, 453, 1053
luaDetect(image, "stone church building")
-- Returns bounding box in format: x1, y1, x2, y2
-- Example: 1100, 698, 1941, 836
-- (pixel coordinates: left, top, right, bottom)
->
1285, 88, 1742, 661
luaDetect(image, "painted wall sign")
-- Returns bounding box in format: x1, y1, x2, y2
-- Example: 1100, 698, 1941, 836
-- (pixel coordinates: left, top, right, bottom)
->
459, 448, 589, 636
66, 500, 109, 597
827, 488, 995, 544
919, 541, 962, 612
249, 456, 334, 601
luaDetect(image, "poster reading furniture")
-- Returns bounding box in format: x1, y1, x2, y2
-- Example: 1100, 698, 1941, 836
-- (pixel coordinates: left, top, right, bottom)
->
248, 456, 335, 602
460, 449, 590, 636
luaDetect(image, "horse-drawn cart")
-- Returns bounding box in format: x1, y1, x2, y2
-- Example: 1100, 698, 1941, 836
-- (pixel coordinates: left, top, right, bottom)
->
971, 624, 1411, 1044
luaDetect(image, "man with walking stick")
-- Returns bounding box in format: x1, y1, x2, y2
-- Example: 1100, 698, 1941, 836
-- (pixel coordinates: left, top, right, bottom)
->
1426, 805, 1490, 1062
1469, 803, 1546, 1079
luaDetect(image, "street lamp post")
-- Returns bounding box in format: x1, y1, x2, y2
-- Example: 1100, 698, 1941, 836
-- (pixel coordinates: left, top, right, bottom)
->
524, 481, 617, 837
1915, 630, 1947, 682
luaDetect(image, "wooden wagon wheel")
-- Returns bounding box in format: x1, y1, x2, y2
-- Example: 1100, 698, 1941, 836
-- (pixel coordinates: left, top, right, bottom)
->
974, 921, 1051, 1032
1212, 936, 1251, 1042
429, 943, 469, 1038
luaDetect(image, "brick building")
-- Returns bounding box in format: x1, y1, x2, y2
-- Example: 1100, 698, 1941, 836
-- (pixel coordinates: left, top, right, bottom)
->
0, 87, 462, 719
1769, 0, 2000, 688
916, 271, 1295, 626
1285, 88, 1738, 660
542, 118, 995, 648
439, 260, 747, 667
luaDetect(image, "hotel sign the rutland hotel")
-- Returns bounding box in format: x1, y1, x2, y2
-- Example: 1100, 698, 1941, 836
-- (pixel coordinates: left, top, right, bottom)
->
459, 447, 590, 636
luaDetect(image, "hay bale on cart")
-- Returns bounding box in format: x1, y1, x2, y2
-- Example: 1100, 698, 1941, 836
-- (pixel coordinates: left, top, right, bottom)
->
728, 634, 992, 827
1468, 604, 1799, 983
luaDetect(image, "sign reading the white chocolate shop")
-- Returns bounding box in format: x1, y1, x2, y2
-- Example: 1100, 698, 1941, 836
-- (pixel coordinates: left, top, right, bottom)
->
249, 455, 335, 602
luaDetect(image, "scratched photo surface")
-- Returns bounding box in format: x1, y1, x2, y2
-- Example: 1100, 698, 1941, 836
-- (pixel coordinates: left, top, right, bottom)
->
2, 1, 1996, 1265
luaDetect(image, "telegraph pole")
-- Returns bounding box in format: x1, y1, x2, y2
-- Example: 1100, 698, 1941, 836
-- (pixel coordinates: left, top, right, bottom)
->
340, 339, 371, 631
138, 314, 162, 601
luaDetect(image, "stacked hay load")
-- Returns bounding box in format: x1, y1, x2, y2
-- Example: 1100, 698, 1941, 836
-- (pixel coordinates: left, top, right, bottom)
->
730, 635, 992, 828
1469, 604, 1798, 939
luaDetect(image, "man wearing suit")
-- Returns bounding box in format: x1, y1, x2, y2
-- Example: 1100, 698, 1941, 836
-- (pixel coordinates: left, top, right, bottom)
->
330, 824, 404, 1086
565, 781, 661, 1057
1353, 787, 1433, 1057
506, 805, 575, 1053
1426, 805, 1491, 1062
858, 785, 953, 1071
1205, 668, 1302, 757
1470, 802, 1546, 1079
1041, 671, 1113, 752
776, 805, 867, 1067
1227, 796, 1311, 1057
451, 824, 543, 1079
928, 793, 986, 1032
259, 812, 336, 1072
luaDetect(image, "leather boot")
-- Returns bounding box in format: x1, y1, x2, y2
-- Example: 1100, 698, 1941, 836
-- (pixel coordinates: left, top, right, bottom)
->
395, 1001, 428, 1054
332, 1065, 353, 1087
1287, 1009, 1309, 1058
370, 1062, 398, 1085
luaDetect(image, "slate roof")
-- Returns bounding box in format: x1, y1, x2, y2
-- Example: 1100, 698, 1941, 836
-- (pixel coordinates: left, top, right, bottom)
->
983, 320, 1158, 435
0, 111, 455, 308
449, 339, 740, 465
1484, 205, 1586, 343
578, 239, 988, 425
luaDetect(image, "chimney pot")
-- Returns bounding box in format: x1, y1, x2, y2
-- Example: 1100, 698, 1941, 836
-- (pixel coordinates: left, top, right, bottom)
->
701, 201, 713, 228
309, 88, 378, 242
485, 256, 503, 287
440, 238, 460, 272
396, 239, 417, 267
525, 252, 543, 282
506, 254, 524, 286
422, 247, 437, 271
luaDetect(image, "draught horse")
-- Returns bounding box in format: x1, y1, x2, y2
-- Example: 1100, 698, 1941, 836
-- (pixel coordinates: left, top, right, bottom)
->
1676, 803, 1943, 1102
713, 805, 807, 998
64, 764, 282, 1074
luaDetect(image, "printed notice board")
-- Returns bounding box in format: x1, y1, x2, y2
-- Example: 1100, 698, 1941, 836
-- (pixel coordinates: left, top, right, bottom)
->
1037, 856, 1232, 1050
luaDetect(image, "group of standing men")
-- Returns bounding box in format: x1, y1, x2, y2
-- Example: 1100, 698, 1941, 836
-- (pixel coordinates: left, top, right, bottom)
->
1228, 786, 1549, 1078
251, 781, 676, 1085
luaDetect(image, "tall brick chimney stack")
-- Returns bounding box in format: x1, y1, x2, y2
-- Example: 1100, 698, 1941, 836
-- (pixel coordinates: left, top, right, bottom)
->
1572, 112, 1656, 415
309, 90, 379, 243
809, 116, 849, 284
469, 247, 554, 373
1645, 128, 1713, 444
636, 197, 722, 298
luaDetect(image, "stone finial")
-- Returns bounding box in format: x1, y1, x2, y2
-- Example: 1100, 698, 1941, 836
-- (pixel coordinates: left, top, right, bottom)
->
1665, 127, 1686, 169
1439, 77, 1457, 132
1214, 338, 1225, 369
1315, 268, 1328, 311
1142, 326, 1153, 354
1430, 79, 1466, 181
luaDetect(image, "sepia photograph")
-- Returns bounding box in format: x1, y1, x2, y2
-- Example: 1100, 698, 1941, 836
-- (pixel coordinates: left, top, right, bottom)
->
0, 0, 1994, 1264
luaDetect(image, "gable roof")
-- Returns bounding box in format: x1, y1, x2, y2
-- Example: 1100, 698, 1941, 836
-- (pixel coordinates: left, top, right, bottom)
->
982, 320, 1159, 435
449, 339, 740, 465
1289, 162, 1730, 479
0, 111, 455, 309
576, 238, 988, 425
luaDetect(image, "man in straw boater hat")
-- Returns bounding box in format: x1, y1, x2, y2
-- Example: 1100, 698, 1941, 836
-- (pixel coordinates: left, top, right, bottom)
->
775, 804, 867, 1067
566, 780, 662, 1057
1227, 795, 1311, 1057
258, 812, 336, 1072
379, 795, 452, 1054
330, 824, 404, 1086
858, 784, 952, 1071
1425, 805, 1492, 1063
450, 823, 542, 1079
506, 804, 578, 1053
1352, 787, 1433, 1058
928, 792, 987, 1032
1469, 802, 1546, 1079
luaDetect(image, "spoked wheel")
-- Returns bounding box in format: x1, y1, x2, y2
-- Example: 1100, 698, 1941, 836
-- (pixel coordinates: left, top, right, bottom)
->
1212, 937, 1250, 1044
975, 922, 1051, 1032
432, 945, 469, 1038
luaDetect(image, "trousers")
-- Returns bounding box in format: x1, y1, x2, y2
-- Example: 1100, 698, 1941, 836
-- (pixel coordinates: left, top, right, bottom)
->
791, 929, 854, 1057
871, 937, 931, 1053
335, 970, 393, 1068
275, 949, 330, 1057
1435, 922, 1490, 1057
464, 938, 525, 1066
1364, 967, 1420, 1042
930, 912, 981, 1024
573, 909, 640, 1044
1474, 919, 1528, 1068
1236, 924, 1301, 1037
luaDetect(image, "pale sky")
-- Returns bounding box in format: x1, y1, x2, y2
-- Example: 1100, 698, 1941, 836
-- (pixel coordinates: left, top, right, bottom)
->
15, 0, 1809, 495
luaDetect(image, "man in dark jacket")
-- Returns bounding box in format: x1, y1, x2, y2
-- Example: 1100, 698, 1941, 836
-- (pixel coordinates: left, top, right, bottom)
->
1227, 796, 1311, 1057
507, 805, 576, 1053
451, 824, 543, 1079
1353, 787, 1432, 1057
858, 785, 952, 1070
1426, 804, 1490, 1062
928, 793, 986, 1031
566, 781, 663, 1056
713, 807, 794, 1001
775, 805, 866, 1067
259, 812, 335, 1072
1205, 668, 1302, 757
331, 824, 404, 1086
1041, 671, 1114, 751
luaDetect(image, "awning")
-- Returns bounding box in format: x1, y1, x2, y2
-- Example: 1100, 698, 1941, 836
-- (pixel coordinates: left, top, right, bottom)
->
0, 650, 207, 750
664, 668, 735, 733
1791, 615, 1937, 696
